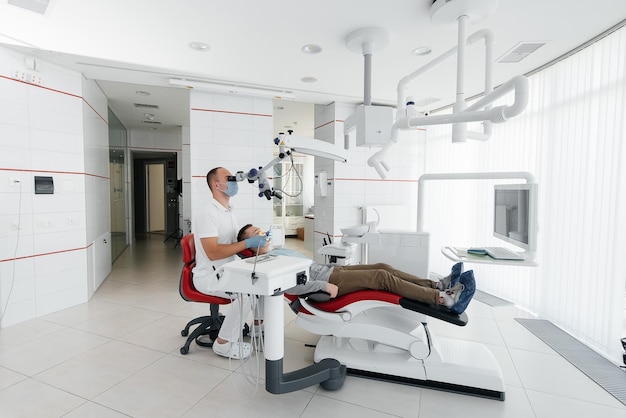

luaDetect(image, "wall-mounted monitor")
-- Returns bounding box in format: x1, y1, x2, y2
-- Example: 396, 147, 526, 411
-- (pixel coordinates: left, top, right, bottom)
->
493, 183, 538, 251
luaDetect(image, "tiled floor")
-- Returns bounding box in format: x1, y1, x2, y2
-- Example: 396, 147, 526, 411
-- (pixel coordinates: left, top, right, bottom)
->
0, 234, 625, 417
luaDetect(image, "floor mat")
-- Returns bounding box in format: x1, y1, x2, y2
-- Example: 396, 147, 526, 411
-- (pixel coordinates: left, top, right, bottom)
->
516, 318, 626, 406
473, 290, 513, 307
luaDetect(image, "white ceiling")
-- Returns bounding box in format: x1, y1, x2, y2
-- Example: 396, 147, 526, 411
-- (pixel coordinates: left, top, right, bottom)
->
1, 0, 625, 136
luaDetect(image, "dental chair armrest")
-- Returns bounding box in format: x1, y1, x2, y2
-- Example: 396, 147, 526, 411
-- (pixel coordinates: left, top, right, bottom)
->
399, 298, 468, 326
299, 298, 351, 321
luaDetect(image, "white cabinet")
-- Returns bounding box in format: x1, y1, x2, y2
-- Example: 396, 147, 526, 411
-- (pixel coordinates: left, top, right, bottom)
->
272, 160, 304, 236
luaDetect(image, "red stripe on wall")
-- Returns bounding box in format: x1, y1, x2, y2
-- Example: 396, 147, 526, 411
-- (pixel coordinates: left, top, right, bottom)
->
0, 243, 93, 263
0, 168, 109, 179
191, 108, 272, 117
0, 75, 108, 125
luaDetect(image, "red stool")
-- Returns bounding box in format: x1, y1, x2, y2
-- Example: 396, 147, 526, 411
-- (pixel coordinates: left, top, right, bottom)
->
178, 234, 233, 354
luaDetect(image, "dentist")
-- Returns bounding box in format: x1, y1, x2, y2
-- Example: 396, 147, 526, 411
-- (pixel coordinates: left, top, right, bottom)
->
192, 167, 268, 359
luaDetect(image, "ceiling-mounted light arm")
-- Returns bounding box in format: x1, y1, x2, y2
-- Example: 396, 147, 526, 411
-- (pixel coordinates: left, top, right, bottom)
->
345, 27, 390, 107
396, 45, 459, 113
368, 74, 529, 178
402, 75, 528, 126
368, 1, 529, 179
466, 29, 494, 141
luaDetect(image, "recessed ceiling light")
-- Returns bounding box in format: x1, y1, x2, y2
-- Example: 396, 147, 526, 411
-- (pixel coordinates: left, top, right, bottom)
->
135, 90, 150, 96
301, 44, 322, 54
412, 46, 432, 56
143, 113, 154, 118
301, 76, 317, 83
189, 41, 210, 51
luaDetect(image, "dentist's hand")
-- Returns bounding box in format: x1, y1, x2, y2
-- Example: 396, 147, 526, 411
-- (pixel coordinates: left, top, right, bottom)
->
245, 235, 269, 249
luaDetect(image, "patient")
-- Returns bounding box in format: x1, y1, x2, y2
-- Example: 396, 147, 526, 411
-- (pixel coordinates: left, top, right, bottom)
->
237, 224, 474, 312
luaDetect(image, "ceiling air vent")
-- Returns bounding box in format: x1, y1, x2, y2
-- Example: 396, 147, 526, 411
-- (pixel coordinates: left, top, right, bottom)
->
142, 120, 162, 125
134, 103, 160, 110
497, 42, 547, 63
8, 0, 51, 14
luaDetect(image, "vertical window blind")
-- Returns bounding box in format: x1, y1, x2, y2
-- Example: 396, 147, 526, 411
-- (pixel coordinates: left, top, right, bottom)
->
423, 25, 626, 363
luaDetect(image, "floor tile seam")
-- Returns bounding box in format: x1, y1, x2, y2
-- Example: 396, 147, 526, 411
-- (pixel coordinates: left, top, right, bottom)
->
25, 375, 93, 404
523, 386, 626, 410
310, 390, 401, 416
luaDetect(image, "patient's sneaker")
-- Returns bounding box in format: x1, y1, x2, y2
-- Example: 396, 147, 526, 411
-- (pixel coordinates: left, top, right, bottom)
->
440, 282, 464, 308
212, 340, 252, 359
449, 270, 476, 315
438, 262, 463, 290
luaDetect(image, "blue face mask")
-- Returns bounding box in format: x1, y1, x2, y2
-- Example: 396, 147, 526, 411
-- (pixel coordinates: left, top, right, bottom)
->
222, 181, 238, 197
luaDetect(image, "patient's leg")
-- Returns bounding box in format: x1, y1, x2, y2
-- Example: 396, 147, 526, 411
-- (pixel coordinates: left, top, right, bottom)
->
329, 267, 439, 304
337, 263, 436, 288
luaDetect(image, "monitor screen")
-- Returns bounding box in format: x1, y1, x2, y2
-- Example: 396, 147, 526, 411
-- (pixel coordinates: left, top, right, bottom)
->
493, 183, 537, 251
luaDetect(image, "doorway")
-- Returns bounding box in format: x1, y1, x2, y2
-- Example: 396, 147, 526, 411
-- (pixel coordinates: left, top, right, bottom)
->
133, 152, 178, 237
146, 163, 165, 233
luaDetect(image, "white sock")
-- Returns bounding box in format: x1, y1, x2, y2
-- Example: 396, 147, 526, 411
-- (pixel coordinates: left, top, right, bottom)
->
439, 291, 454, 307
213, 340, 230, 352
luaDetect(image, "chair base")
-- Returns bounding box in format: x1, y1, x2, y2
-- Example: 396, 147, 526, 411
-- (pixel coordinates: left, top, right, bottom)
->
179, 313, 250, 355
180, 314, 224, 354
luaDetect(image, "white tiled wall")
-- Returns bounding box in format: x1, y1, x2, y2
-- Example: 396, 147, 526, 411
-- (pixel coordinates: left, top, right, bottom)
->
189, 92, 274, 232
0, 46, 110, 326
312, 102, 425, 262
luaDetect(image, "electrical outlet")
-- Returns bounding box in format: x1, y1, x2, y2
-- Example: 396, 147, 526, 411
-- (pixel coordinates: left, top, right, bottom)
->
14, 70, 28, 81
12, 70, 41, 84
29, 74, 42, 85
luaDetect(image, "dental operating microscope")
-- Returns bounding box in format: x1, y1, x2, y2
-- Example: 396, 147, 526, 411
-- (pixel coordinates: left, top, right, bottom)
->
231, 132, 347, 201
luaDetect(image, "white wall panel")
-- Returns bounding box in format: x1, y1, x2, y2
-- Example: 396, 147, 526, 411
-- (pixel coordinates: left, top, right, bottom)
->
189, 91, 273, 238
30, 130, 82, 154
0, 46, 106, 327
0, 101, 29, 128
36, 285, 87, 316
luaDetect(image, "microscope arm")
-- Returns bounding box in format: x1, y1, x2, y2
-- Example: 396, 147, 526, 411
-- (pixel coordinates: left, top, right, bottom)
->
235, 133, 348, 199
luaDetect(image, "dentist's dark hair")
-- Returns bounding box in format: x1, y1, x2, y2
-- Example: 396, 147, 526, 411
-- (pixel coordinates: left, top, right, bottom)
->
206, 167, 224, 191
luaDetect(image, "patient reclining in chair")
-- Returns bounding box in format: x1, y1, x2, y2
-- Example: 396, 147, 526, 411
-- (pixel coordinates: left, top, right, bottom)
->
237, 224, 476, 314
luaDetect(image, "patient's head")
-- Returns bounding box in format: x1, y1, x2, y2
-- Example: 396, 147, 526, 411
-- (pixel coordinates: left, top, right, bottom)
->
237, 224, 271, 254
